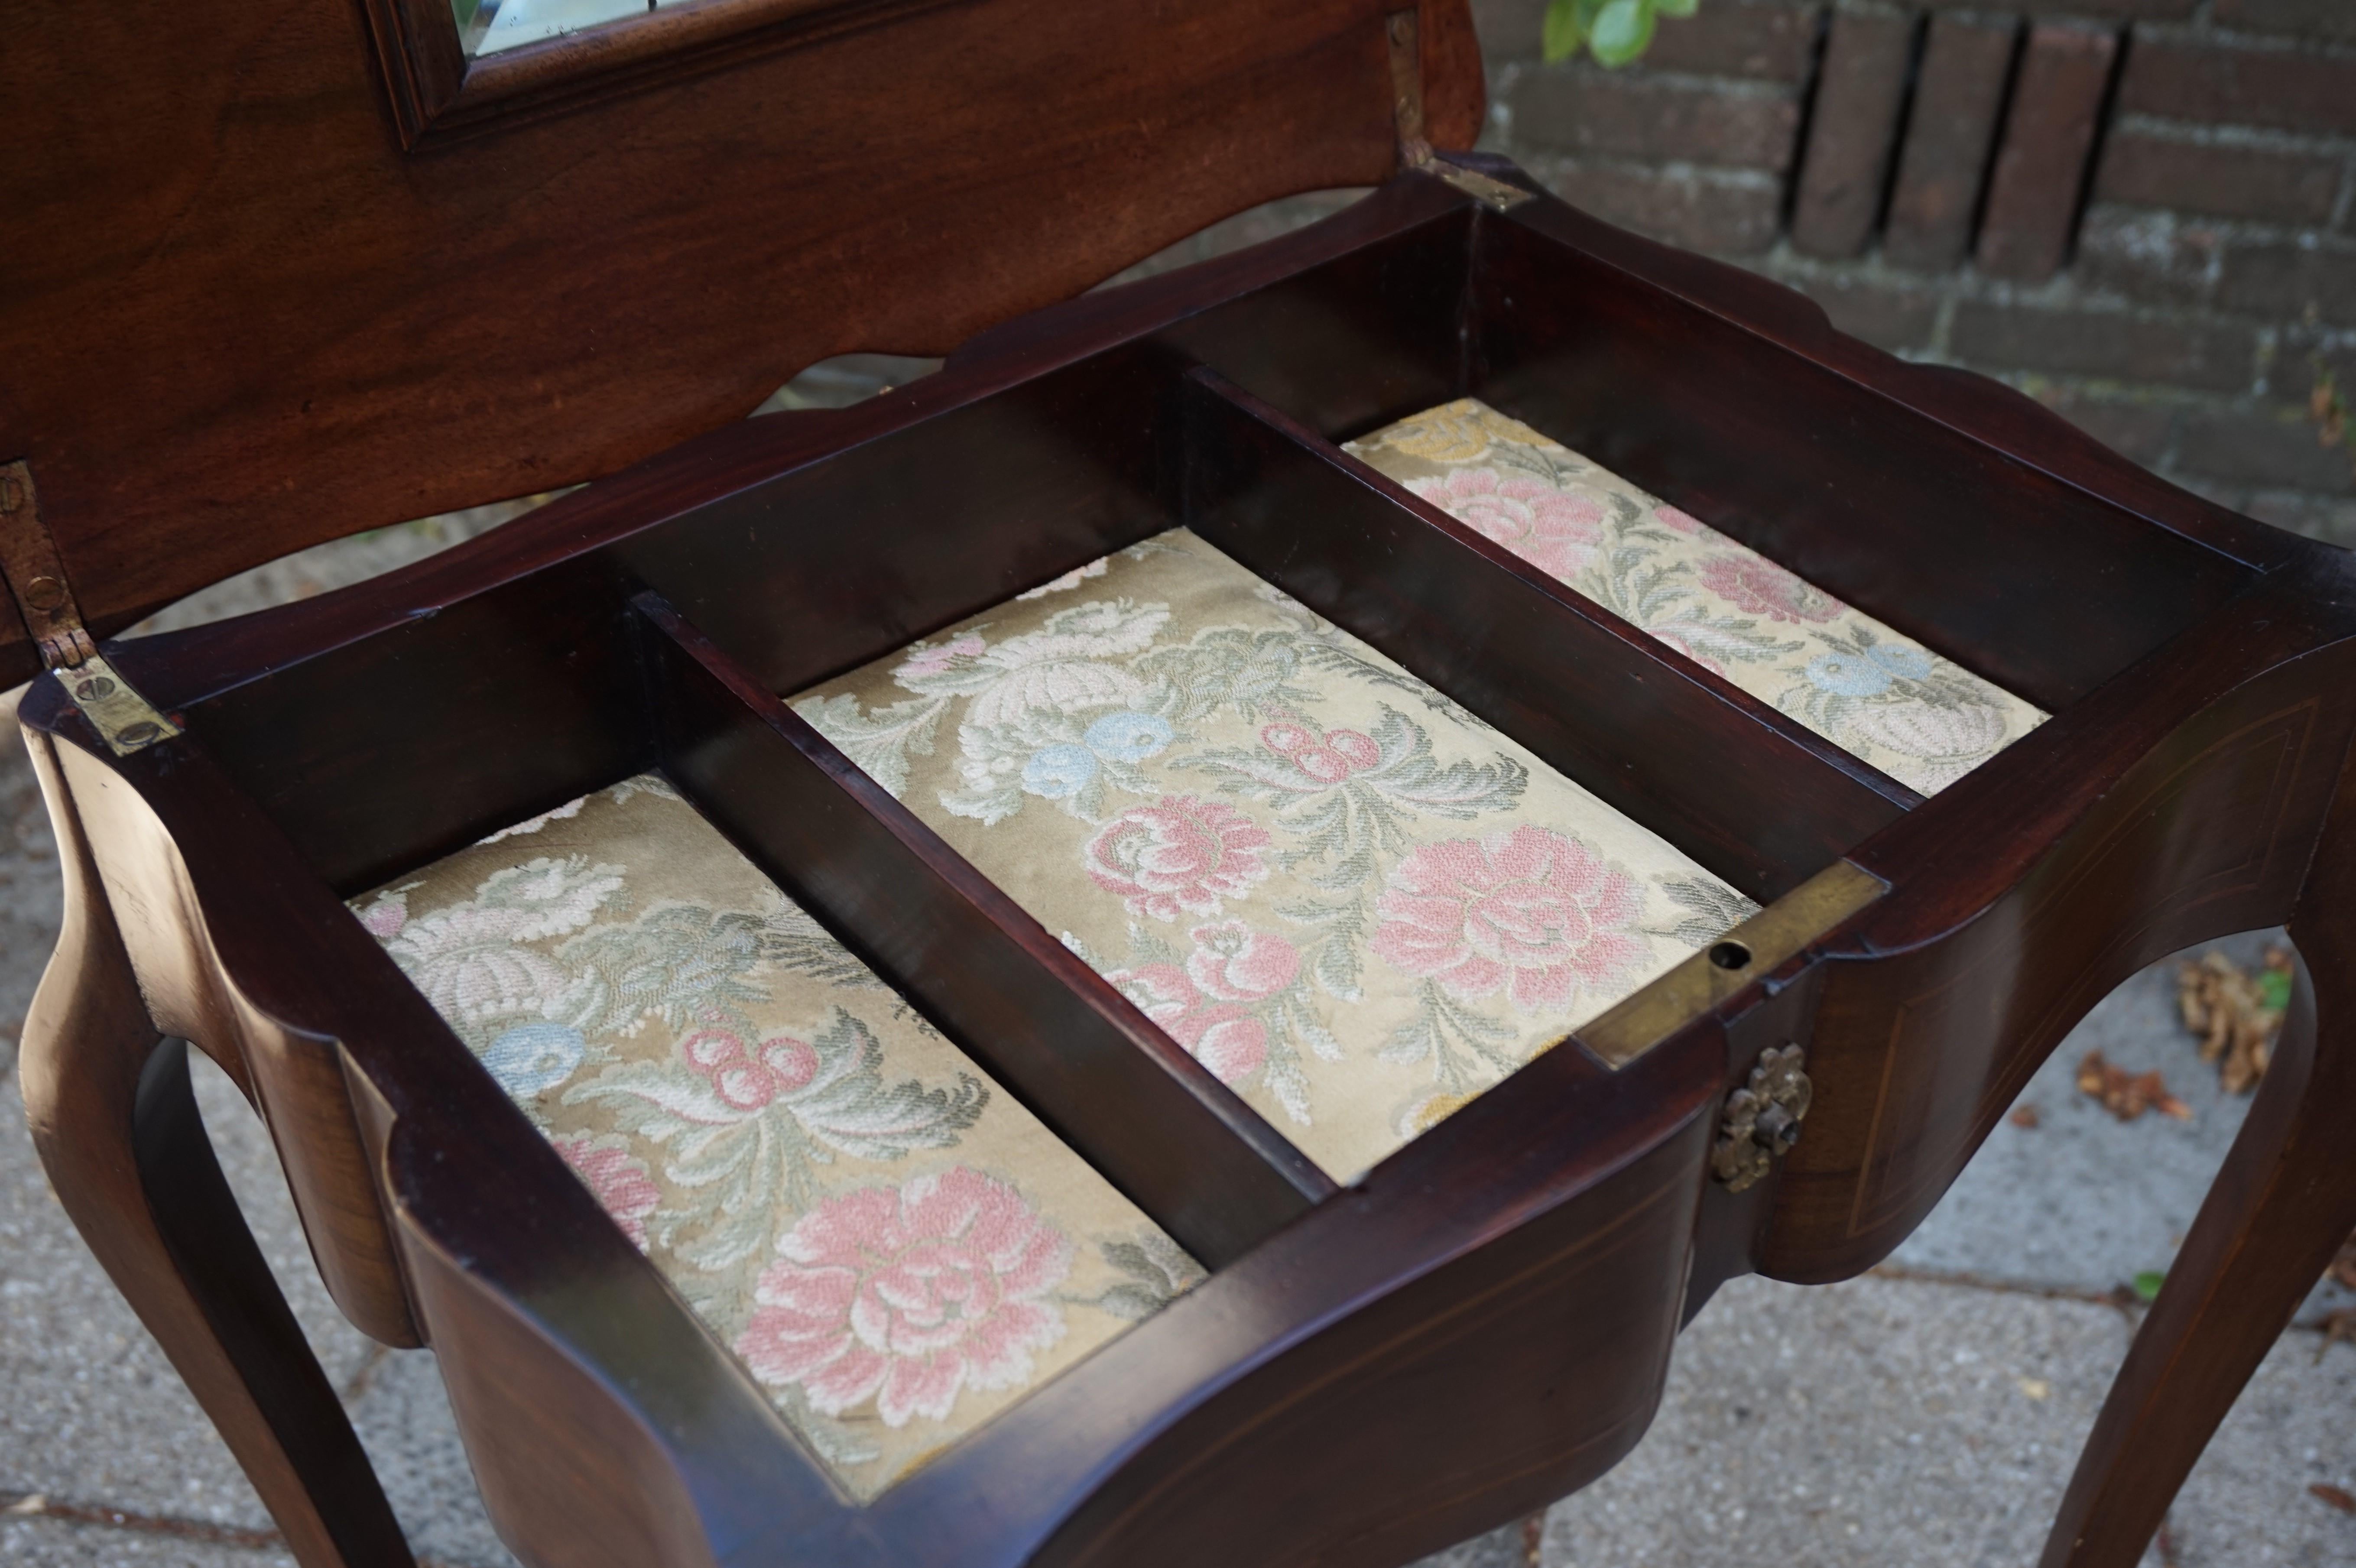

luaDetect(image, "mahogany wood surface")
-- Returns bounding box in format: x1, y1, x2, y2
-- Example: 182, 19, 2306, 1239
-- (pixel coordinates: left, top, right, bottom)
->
17, 731, 412, 1568
14, 153, 2356, 1568
2040, 747, 2356, 1568
0, 0, 1481, 687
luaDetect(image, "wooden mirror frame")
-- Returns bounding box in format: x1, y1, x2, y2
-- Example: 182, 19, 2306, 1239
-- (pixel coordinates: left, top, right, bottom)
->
364, 0, 961, 148
0, 0, 1481, 689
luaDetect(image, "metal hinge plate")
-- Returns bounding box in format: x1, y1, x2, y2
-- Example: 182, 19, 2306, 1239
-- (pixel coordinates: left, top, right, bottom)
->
1428, 161, 1538, 212
1384, 8, 1537, 212
0, 461, 181, 756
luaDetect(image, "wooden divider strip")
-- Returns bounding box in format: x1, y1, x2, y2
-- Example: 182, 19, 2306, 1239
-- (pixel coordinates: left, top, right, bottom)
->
1178, 367, 1917, 906
633, 591, 1335, 1269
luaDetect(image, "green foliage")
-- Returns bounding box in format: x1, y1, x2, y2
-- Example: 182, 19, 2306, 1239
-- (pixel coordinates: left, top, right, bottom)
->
2133, 1269, 2166, 1303
1542, 0, 1696, 67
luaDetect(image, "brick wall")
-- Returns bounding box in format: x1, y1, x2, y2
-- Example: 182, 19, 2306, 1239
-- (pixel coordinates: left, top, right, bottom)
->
1473, 0, 2356, 545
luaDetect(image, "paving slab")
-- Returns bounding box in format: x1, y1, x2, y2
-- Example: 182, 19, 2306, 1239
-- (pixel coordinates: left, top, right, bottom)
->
345, 1352, 520, 1568
1891, 928, 2353, 1323
1539, 1272, 2356, 1568
0, 1511, 294, 1568
0, 1059, 376, 1533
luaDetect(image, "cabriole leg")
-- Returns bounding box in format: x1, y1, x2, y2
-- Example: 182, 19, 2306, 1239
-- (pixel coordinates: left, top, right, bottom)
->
2039, 763, 2356, 1568
16, 728, 412, 1568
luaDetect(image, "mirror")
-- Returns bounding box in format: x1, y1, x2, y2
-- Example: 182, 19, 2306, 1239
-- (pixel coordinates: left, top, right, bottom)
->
455, 0, 682, 55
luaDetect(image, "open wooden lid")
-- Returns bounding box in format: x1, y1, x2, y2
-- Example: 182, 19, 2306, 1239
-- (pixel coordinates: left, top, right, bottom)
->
0, 0, 1479, 687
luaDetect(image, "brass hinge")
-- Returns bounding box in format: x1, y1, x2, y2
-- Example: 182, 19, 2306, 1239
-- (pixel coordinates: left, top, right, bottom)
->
1386, 8, 1435, 169
1384, 8, 1536, 213
0, 461, 181, 755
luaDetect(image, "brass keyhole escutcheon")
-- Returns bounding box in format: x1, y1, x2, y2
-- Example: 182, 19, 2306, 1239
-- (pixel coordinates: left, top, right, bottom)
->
1712, 1043, 1812, 1193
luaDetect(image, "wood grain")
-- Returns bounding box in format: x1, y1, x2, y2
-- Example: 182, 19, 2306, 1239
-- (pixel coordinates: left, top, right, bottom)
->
0, 0, 1487, 687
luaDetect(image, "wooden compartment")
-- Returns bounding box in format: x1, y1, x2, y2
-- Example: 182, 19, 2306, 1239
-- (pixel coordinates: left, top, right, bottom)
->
17, 153, 2355, 1568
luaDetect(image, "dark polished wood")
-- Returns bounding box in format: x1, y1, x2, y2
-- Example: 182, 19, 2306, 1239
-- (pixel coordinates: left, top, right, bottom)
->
1180, 367, 1915, 904
0, 0, 1482, 687
13, 29, 2356, 1564
17, 730, 412, 1568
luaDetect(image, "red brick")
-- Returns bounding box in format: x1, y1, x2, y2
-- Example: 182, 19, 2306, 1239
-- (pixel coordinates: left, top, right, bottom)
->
1995, 0, 2194, 16
1641, 1, 1824, 84
2094, 130, 2344, 225
2033, 385, 2180, 467
2243, 492, 2356, 547
2218, 240, 2356, 326
1507, 70, 1801, 168
1977, 23, 2120, 282
1469, 0, 1541, 59
1949, 301, 2259, 392
1790, 10, 1916, 258
1781, 273, 1941, 351
1533, 157, 1786, 254
1884, 14, 2019, 271
2212, 0, 2356, 45
2118, 37, 2356, 139
2073, 206, 2224, 305
2290, 331, 2356, 398
2174, 402, 2356, 492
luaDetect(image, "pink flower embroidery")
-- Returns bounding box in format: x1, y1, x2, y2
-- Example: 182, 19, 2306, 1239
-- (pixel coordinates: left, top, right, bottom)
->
1372, 825, 1646, 1010
1184, 919, 1301, 1001
551, 1133, 661, 1249
358, 896, 407, 941
735, 1169, 1071, 1427
897, 633, 986, 679
1083, 795, 1272, 921
680, 1028, 821, 1112
1413, 468, 1606, 583
1108, 922, 1299, 1084
1695, 552, 1836, 624
1261, 720, 1381, 783
1653, 504, 1705, 536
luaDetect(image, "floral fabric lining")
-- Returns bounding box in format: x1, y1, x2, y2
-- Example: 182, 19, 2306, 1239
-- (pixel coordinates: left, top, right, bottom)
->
1344, 399, 2046, 794
354, 779, 1198, 1501
794, 528, 1757, 1184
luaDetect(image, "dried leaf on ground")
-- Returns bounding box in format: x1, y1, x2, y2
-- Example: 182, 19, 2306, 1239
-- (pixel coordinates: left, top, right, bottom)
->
2332, 1233, 2356, 1293
2316, 1308, 2356, 1365
2008, 1104, 2041, 1129
2310, 1483, 2356, 1514
2176, 948, 2293, 1094
2077, 1049, 2192, 1122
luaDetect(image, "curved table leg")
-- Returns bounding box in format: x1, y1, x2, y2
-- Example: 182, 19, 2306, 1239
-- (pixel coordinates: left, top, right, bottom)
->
2039, 771, 2356, 1568
16, 730, 412, 1568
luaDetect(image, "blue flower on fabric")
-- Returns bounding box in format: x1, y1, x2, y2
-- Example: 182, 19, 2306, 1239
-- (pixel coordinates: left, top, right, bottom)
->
1083, 711, 1173, 762
480, 1022, 586, 1096
1023, 743, 1100, 799
1865, 643, 1934, 681
1805, 653, 1892, 698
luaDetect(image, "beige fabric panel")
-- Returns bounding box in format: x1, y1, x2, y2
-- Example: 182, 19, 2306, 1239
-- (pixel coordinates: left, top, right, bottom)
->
354, 779, 1196, 1500
1346, 400, 2046, 795
795, 528, 1756, 1184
